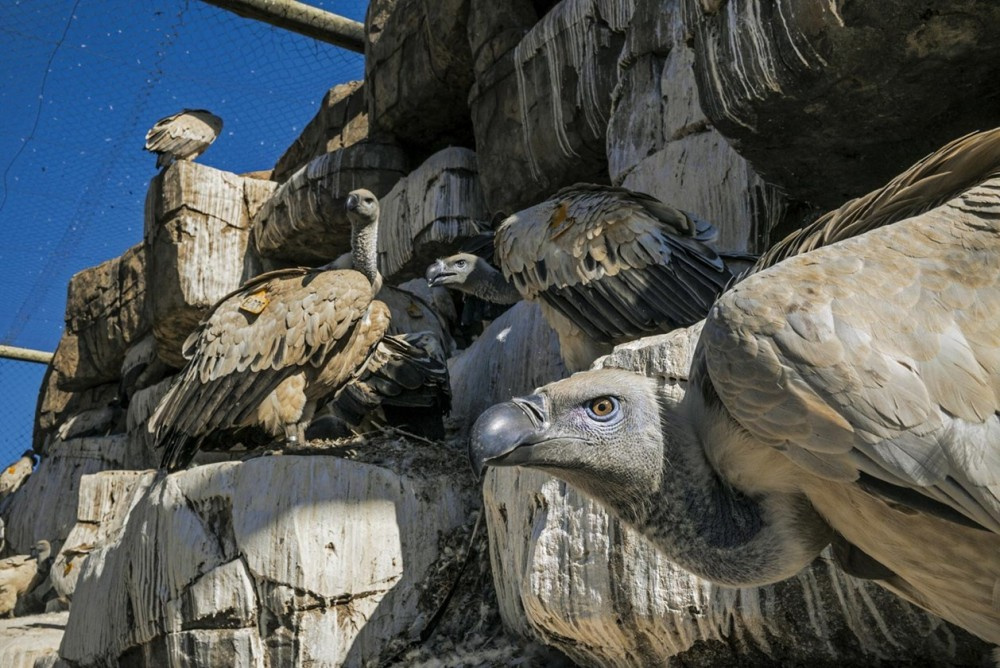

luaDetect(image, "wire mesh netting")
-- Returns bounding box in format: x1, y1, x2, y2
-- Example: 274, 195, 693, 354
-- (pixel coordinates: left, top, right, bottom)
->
0, 0, 367, 463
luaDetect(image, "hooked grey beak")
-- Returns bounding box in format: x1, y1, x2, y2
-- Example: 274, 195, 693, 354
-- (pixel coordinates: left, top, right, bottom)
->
345, 193, 359, 211
469, 394, 547, 478
425, 260, 446, 286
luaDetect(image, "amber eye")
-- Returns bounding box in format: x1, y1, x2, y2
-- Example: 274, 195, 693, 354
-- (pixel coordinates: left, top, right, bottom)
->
586, 396, 619, 421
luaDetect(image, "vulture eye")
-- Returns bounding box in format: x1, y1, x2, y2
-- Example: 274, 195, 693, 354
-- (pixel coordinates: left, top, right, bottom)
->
455, 259, 468, 268
585, 396, 619, 421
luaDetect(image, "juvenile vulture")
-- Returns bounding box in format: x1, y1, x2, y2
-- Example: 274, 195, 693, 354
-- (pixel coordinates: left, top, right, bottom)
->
0, 450, 34, 498
144, 109, 223, 169
0, 540, 51, 617
492, 184, 743, 371
150, 188, 448, 470
471, 128, 1000, 644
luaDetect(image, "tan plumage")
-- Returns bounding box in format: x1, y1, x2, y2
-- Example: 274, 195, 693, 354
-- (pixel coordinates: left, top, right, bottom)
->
495, 184, 738, 371
0, 541, 51, 617
144, 109, 223, 169
0, 451, 34, 498
150, 189, 448, 470
472, 128, 1000, 644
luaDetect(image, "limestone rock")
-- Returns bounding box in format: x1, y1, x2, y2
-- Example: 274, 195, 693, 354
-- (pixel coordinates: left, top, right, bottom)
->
448, 301, 566, 431
470, 0, 636, 213
0, 612, 68, 668
365, 0, 475, 151
51, 470, 154, 602
50, 244, 150, 391
252, 141, 407, 265
483, 328, 992, 664
608, 0, 785, 252
272, 81, 370, 183
60, 439, 478, 667
484, 468, 990, 666
145, 161, 276, 367
1, 436, 152, 555
684, 0, 1000, 209
33, 368, 118, 454
377, 147, 491, 282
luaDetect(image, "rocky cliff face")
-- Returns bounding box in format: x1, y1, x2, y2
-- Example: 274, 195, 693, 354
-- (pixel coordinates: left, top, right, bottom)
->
5, 0, 999, 665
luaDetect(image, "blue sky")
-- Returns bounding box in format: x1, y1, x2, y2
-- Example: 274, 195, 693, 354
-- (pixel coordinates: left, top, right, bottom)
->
0, 0, 367, 462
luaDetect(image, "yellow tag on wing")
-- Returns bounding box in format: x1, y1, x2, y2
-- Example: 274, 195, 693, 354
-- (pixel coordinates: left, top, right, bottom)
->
239, 289, 270, 315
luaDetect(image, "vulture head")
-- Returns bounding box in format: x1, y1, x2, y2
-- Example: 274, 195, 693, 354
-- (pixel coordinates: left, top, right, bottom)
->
470, 369, 833, 587
345, 188, 379, 226
344, 188, 382, 292
425, 253, 488, 291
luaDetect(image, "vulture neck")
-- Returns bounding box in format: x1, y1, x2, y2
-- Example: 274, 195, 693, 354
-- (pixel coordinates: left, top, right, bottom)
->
632, 393, 831, 587
351, 219, 383, 294
468, 262, 521, 304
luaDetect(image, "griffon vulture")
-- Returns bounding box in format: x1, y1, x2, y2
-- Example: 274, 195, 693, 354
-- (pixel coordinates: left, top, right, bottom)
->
144, 109, 223, 169
425, 232, 520, 329
0, 540, 51, 617
0, 450, 34, 498
492, 184, 744, 371
150, 189, 449, 470
471, 128, 1000, 644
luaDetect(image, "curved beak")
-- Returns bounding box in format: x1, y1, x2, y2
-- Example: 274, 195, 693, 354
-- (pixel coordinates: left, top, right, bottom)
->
345, 193, 359, 211
469, 394, 548, 478
425, 260, 446, 286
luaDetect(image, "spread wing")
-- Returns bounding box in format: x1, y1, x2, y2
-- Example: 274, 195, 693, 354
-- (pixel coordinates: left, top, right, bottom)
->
496, 183, 731, 343
752, 127, 1000, 273
150, 268, 381, 464
144, 109, 223, 163
704, 186, 1000, 533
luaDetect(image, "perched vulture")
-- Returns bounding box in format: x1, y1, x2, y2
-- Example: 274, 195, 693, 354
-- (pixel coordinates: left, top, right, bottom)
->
0, 540, 51, 617
471, 128, 1000, 644
144, 109, 223, 169
493, 184, 743, 371
150, 189, 449, 470
0, 450, 34, 498
425, 232, 520, 329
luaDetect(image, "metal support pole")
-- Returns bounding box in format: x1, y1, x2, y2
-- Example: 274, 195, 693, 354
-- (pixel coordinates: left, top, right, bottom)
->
197, 0, 366, 53
0, 344, 53, 365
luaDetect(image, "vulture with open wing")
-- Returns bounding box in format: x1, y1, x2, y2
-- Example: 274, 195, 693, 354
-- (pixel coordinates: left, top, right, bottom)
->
471, 128, 1000, 643
150, 189, 449, 470
144, 109, 223, 169
493, 184, 743, 371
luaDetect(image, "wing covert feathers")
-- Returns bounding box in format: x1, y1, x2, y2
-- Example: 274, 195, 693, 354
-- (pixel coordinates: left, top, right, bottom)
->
151, 269, 384, 470
496, 184, 732, 343
704, 179, 1000, 532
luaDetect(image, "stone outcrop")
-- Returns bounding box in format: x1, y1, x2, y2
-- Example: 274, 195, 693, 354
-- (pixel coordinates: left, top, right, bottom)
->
377, 147, 491, 282
271, 81, 370, 183
0, 612, 68, 668
145, 161, 276, 367
684, 0, 1000, 209
60, 438, 478, 667
365, 0, 476, 152
1, 435, 150, 555
470, 0, 635, 213
252, 141, 407, 265
50, 244, 149, 391
33, 368, 118, 453
447, 301, 566, 429
608, 0, 785, 252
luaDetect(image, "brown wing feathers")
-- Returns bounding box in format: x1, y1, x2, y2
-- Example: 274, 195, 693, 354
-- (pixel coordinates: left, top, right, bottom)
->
498, 184, 734, 344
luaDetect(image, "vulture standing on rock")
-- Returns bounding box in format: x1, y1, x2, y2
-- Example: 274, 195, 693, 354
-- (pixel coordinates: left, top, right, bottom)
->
0, 540, 51, 617
0, 450, 34, 499
144, 109, 223, 169
150, 189, 449, 470
493, 184, 744, 371
471, 128, 1000, 644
